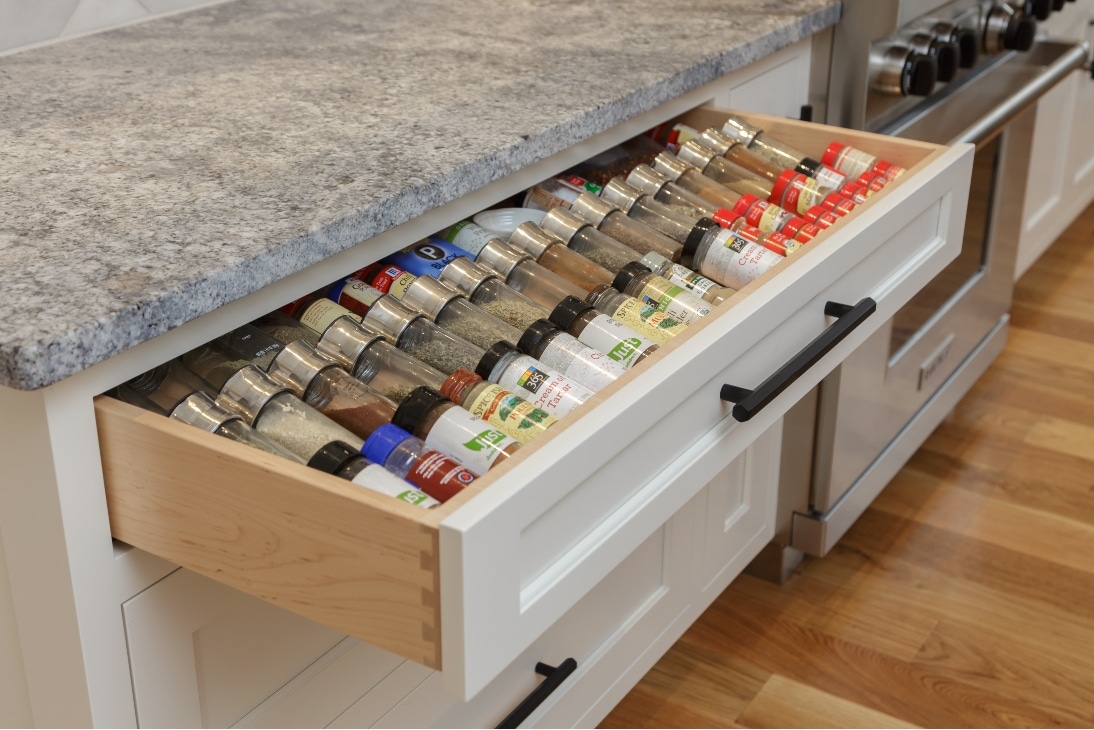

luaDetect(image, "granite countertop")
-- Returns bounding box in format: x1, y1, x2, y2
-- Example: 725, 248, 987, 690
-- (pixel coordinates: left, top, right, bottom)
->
0, 0, 840, 390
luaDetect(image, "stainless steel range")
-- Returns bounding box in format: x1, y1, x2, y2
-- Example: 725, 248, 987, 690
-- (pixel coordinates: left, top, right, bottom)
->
751, 0, 1091, 578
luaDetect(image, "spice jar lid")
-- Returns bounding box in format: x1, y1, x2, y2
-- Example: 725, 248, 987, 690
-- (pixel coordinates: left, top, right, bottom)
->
600, 178, 642, 213
267, 340, 340, 397
639, 251, 671, 275
401, 276, 462, 322
360, 296, 423, 345
683, 218, 719, 259
569, 192, 615, 228
362, 423, 413, 467
769, 169, 801, 207
475, 340, 519, 381
611, 261, 652, 294
316, 317, 384, 372
516, 319, 558, 358
438, 257, 496, 298
126, 363, 170, 396
584, 283, 614, 307
625, 165, 670, 196
216, 365, 293, 426
392, 385, 448, 432
170, 392, 243, 433
677, 139, 718, 170
651, 151, 692, 181
697, 129, 735, 156
476, 239, 531, 278
440, 368, 483, 405
548, 295, 594, 331
307, 440, 366, 475
508, 223, 558, 259
540, 207, 590, 245
795, 156, 824, 178
720, 115, 762, 146
820, 142, 847, 169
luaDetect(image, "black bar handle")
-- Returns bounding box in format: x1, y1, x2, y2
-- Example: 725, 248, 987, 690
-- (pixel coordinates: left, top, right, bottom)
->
496, 658, 578, 728
720, 297, 877, 422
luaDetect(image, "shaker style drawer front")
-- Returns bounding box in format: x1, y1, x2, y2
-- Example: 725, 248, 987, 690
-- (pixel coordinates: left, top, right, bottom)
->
95, 109, 973, 702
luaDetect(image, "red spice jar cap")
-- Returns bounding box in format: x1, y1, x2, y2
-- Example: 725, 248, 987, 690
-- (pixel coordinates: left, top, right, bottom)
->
732, 194, 760, 219
769, 169, 800, 207
821, 142, 846, 169
440, 369, 483, 405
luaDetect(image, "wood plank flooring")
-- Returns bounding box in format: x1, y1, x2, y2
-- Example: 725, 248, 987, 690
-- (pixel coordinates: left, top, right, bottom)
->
602, 201, 1094, 729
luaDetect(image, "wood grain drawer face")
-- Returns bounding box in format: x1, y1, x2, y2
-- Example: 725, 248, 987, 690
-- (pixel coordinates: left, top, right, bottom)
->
95, 111, 972, 700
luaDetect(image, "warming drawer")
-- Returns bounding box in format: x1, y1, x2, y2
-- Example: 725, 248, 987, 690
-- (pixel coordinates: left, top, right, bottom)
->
94, 110, 973, 701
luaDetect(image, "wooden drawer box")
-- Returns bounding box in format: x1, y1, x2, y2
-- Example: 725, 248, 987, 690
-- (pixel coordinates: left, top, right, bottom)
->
95, 110, 973, 701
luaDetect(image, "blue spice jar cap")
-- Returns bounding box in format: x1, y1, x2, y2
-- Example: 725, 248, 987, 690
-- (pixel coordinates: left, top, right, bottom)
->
362, 423, 413, 467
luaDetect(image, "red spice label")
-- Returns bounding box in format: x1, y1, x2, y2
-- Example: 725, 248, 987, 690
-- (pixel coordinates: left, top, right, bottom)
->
803, 206, 840, 229
712, 208, 740, 227
857, 173, 887, 196
838, 181, 869, 204
406, 450, 477, 502
792, 222, 821, 243
820, 193, 856, 217
872, 160, 905, 181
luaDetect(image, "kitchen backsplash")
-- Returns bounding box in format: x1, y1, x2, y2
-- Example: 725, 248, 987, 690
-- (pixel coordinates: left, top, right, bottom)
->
1, 0, 224, 55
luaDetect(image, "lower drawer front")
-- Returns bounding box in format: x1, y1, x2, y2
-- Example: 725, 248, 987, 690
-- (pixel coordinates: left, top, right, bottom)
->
96, 110, 973, 702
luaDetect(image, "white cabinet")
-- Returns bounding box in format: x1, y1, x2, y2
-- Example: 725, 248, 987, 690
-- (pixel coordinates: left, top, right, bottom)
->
1017, 1, 1094, 279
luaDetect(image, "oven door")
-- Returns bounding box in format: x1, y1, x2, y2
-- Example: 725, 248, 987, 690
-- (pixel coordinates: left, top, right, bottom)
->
793, 40, 1090, 556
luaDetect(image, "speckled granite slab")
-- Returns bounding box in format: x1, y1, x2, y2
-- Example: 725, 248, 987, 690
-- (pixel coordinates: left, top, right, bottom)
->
0, 0, 839, 390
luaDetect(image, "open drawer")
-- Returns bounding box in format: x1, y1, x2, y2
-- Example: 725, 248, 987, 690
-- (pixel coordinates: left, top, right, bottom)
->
95, 110, 973, 701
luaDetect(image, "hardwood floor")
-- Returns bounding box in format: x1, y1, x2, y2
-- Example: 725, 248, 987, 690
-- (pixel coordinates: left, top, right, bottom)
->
602, 202, 1094, 729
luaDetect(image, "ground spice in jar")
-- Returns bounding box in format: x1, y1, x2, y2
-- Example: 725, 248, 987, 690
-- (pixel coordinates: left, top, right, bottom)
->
441, 368, 558, 445
380, 384, 417, 404
507, 223, 615, 293
611, 262, 711, 326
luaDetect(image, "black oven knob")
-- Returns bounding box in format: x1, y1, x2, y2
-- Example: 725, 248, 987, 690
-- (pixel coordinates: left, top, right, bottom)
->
870, 44, 937, 96
1005, 15, 1037, 50
954, 28, 980, 67
1052, 0, 1065, 10
984, 4, 1037, 53
1022, 0, 1051, 20
908, 32, 960, 82
905, 53, 938, 95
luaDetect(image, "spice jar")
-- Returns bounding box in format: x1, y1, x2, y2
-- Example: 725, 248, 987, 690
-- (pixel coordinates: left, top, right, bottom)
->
611, 262, 711, 326
330, 273, 407, 314
180, 324, 287, 391
440, 220, 506, 257
476, 341, 595, 418
360, 295, 485, 376
507, 223, 615, 293
626, 163, 733, 224
599, 178, 712, 246
440, 369, 559, 445
392, 385, 519, 473
517, 319, 627, 391
282, 294, 364, 338
548, 296, 659, 368
649, 151, 765, 208
216, 365, 365, 462
252, 311, 323, 348
475, 239, 589, 311
380, 236, 474, 278
821, 141, 905, 183
363, 423, 478, 503
400, 275, 524, 351
266, 340, 397, 440
560, 136, 665, 188
585, 286, 687, 346
569, 191, 683, 262
170, 391, 306, 462
316, 316, 447, 404
307, 441, 439, 509
539, 206, 643, 273
721, 114, 842, 184
638, 251, 734, 306
122, 360, 217, 414
437, 257, 550, 331
681, 219, 784, 290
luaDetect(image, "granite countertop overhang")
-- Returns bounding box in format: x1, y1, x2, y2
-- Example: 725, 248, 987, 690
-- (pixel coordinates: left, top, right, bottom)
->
0, 0, 840, 390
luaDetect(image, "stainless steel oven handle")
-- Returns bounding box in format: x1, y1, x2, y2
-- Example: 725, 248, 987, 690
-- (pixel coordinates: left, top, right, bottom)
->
952, 41, 1090, 145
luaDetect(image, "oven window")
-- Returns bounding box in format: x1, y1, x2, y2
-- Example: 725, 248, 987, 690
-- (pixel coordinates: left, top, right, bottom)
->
889, 135, 997, 355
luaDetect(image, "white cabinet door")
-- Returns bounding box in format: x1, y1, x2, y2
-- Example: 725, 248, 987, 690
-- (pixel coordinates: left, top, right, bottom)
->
708, 39, 812, 117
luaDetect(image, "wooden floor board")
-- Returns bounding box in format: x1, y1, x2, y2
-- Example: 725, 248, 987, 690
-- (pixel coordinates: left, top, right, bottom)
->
601, 203, 1094, 729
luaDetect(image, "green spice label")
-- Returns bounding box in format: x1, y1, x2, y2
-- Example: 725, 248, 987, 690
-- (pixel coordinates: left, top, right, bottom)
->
464, 429, 510, 452
608, 337, 640, 363
425, 407, 516, 473
611, 297, 685, 345
467, 384, 557, 445
398, 490, 435, 506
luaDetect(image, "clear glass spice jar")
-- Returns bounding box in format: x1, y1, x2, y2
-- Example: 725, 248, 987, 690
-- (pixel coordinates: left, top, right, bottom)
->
516, 319, 627, 392
475, 239, 590, 311
437, 257, 551, 331
475, 341, 595, 419
649, 150, 765, 207
679, 219, 784, 290
568, 191, 683, 262
121, 360, 217, 414
216, 365, 365, 462
392, 385, 519, 473
363, 423, 478, 503
820, 141, 905, 183
638, 251, 735, 306
599, 177, 718, 248
281, 294, 364, 338
539, 206, 643, 273
626, 163, 732, 224
252, 310, 323, 348
266, 340, 397, 440
400, 275, 524, 351
306, 440, 439, 509
169, 391, 306, 463
440, 369, 559, 446
610, 262, 712, 326
584, 285, 687, 346
547, 295, 659, 369
360, 295, 485, 376
180, 325, 287, 392
507, 222, 615, 293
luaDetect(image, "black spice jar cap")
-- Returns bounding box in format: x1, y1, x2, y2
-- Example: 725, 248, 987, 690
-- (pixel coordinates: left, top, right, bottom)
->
549, 295, 594, 331
307, 440, 364, 475
612, 260, 653, 294
795, 156, 822, 178
476, 340, 518, 380
683, 218, 718, 259
392, 385, 448, 432
517, 319, 558, 357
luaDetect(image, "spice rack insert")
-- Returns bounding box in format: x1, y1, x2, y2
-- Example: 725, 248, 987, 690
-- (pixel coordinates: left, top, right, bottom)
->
94, 109, 973, 700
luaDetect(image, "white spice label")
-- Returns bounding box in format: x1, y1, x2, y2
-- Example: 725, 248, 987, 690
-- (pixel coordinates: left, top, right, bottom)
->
831, 146, 878, 179
496, 354, 593, 418
638, 284, 710, 326
352, 465, 439, 508
538, 338, 625, 391
666, 263, 720, 299
301, 299, 359, 334
424, 407, 515, 473
813, 166, 847, 189
447, 222, 498, 256
699, 228, 781, 290
575, 313, 655, 369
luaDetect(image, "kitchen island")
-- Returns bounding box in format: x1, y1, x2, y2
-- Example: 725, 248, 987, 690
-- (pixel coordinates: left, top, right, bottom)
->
0, 1, 875, 726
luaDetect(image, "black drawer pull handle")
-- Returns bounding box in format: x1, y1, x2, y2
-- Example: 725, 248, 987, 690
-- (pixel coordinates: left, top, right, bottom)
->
721, 297, 877, 422
496, 658, 578, 728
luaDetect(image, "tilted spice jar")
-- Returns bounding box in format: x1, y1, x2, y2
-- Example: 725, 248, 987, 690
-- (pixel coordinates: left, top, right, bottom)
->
360, 295, 485, 376
568, 191, 683, 262
547, 296, 659, 369
599, 178, 713, 247
475, 341, 595, 419
440, 369, 559, 445
516, 319, 627, 392
507, 223, 615, 293
539, 206, 643, 273
679, 219, 784, 291
584, 285, 687, 346
610, 262, 712, 327
307, 441, 439, 509
637, 252, 735, 306
475, 239, 590, 311
363, 423, 478, 503
400, 275, 524, 352
169, 391, 305, 463
437, 257, 551, 332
